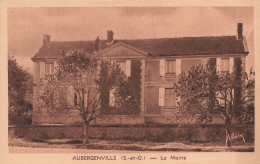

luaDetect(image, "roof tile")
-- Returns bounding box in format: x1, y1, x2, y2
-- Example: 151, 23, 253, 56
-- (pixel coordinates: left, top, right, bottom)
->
32, 36, 246, 60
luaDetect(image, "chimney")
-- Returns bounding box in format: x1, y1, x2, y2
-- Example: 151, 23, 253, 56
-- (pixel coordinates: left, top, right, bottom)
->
107, 30, 114, 44
95, 36, 101, 52
43, 35, 51, 45
237, 23, 243, 40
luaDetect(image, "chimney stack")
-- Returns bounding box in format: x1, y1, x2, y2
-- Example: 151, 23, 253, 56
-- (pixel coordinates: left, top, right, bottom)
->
43, 35, 51, 45
107, 30, 114, 44
237, 23, 243, 40
95, 36, 101, 52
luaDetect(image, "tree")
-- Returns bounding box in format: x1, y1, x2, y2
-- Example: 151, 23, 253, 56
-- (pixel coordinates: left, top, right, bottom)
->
173, 60, 254, 147
8, 56, 33, 125
38, 49, 135, 144
37, 76, 65, 118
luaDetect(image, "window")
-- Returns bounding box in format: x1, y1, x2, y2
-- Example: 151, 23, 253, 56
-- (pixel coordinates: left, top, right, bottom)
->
218, 90, 232, 106
45, 62, 54, 75
116, 60, 131, 77
73, 93, 78, 106
181, 59, 202, 74
147, 61, 161, 81
166, 60, 176, 76
117, 61, 126, 74
221, 58, 229, 73
109, 88, 121, 108
165, 88, 175, 107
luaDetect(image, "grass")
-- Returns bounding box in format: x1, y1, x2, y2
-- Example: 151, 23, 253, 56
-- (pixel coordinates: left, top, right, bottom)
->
8, 136, 254, 152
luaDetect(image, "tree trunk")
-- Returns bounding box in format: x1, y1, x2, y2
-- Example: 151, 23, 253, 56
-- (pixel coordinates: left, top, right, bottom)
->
225, 120, 231, 147
83, 122, 89, 145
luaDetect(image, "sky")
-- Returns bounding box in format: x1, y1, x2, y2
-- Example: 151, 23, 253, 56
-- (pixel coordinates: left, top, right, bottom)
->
8, 7, 254, 73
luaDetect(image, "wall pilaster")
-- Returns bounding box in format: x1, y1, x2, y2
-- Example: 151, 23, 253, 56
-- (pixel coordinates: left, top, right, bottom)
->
140, 59, 146, 117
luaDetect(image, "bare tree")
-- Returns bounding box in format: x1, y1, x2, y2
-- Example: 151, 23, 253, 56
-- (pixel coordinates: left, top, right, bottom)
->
38, 49, 135, 144
174, 61, 254, 147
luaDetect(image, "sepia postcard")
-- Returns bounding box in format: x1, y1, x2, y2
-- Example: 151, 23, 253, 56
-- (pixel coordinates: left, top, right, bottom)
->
0, 0, 260, 164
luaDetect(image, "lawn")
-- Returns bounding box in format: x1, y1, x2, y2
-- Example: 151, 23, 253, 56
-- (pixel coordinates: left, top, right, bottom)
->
8, 136, 254, 152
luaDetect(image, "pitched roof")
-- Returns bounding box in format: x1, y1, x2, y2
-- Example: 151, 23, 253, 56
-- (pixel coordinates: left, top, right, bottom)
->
117, 36, 247, 56
32, 40, 108, 60
32, 36, 247, 60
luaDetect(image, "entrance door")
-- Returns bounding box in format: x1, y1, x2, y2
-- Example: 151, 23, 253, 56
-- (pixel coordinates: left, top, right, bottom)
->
145, 86, 161, 114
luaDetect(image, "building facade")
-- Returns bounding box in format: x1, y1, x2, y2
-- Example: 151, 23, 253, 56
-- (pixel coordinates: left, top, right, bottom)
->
31, 23, 248, 125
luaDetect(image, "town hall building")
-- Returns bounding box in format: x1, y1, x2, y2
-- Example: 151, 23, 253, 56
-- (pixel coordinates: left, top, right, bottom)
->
31, 23, 248, 125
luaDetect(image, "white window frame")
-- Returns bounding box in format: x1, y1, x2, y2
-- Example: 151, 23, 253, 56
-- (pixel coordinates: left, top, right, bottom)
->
165, 60, 176, 76
116, 60, 131, 77
126, 60, 131, 77
39, 62, 45, 78
221, 58, 230, 73
229, 58, 234, 73
45, 62, 54, 75
176, 59, 182, 75
117, 61, 126, 74
180, 58, 203, 75
160, 59, 165, 76
164, 88, 176, 107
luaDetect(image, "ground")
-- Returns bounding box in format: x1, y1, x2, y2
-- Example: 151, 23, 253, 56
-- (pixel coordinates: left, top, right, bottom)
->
8, 137, 254, 152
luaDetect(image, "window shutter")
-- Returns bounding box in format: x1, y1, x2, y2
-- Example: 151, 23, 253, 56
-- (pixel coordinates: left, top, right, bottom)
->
39, 62, 45, 78
217, 92, 224, 105
229, 58, 234, 73
84, 92, 88, 108
176, 59, 181, 75
67, 86, 74, 106
160, 59, 165, 76
54, 61, 57, 67
202, 58, 208, 66
33, 62, 38, 82
97, 61, 101, 77
54, 61, 57, 73
159, 88, 165, 106
216, 58, 221, 74
220, 99, 224, 105
126, 60, 131, 77
110, 59, 116, 65
109, 89, 115, 107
